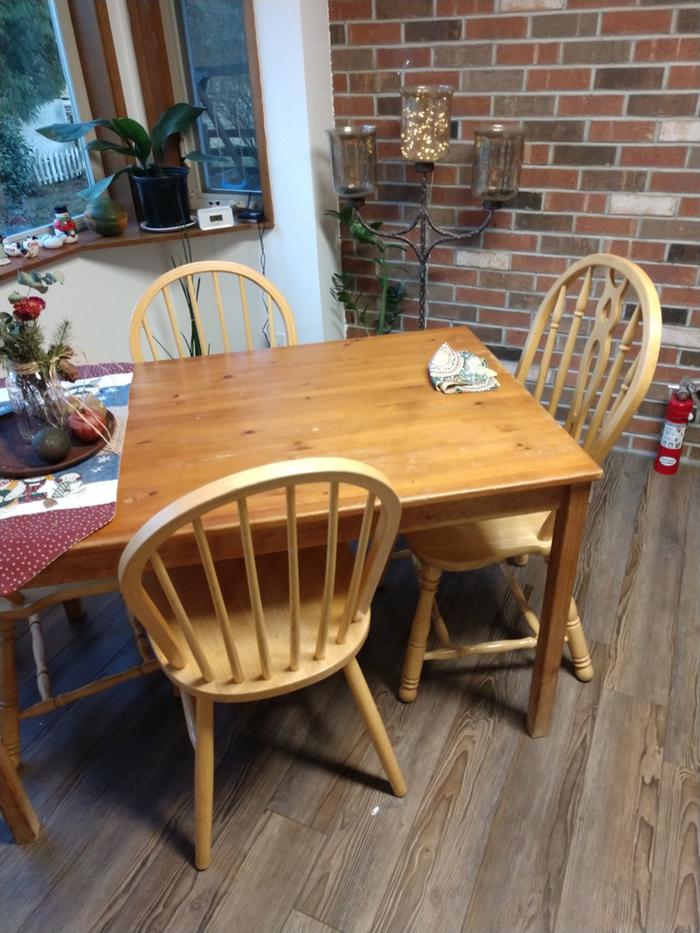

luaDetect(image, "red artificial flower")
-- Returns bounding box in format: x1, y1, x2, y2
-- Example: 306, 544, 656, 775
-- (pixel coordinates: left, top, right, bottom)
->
12, 297, 46, 321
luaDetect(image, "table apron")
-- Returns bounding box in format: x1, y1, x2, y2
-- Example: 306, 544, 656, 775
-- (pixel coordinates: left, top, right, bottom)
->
28, 483, 572, 588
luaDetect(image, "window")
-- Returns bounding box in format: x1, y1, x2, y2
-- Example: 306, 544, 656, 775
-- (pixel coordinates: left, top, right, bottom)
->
0, 1, 98, 236
160, 0, 269, 211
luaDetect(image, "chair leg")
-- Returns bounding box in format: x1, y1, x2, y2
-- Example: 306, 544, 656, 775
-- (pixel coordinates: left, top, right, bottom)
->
194, 696, 215, 870
343, 658, 406, 797
0, 741, 39, 845
399, 563, 442, 703
566, 598, 594, 682
0, 619, 20, 765
62, 598, 85, 624
28, 614, 51, 701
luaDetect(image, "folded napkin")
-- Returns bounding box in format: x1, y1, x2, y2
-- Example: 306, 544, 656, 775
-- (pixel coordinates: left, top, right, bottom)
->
428, 342, 500, 394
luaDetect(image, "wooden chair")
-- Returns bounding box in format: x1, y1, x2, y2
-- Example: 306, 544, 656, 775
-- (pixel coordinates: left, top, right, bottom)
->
118, 457, 406, 870
399, 254, 662, 703
129, 260, 298, 361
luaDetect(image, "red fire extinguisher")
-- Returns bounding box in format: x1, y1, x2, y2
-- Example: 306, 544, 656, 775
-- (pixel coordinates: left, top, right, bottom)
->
654, 380, 696, 475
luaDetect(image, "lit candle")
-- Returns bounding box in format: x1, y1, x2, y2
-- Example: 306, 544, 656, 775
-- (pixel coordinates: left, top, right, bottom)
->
471, 124, 524, 202
400, 85, 454, 164
327, 125, 377, 199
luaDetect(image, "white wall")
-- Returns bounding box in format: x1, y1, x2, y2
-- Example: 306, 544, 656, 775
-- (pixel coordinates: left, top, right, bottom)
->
0, 0, 342, 361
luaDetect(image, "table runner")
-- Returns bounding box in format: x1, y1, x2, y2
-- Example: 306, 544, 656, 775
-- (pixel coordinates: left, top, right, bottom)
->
0, 364, 133, 595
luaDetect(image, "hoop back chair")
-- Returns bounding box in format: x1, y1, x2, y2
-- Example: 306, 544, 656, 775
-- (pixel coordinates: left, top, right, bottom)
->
399, 254, 662, 703
129, 261, 298, 362
118, 457, 406, 869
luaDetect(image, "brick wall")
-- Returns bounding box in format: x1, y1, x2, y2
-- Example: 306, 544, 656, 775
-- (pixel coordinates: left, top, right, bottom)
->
328, 0, 700, 460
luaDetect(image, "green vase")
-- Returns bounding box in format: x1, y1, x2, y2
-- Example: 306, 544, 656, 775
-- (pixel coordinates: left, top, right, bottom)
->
84, 197, 128, 237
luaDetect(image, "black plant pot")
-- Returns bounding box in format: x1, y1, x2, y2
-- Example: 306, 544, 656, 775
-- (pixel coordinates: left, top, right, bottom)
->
131, 167, 192, 229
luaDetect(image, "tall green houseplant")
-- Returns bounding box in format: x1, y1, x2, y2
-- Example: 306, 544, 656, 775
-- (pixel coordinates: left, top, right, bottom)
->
327, 207, 406, 336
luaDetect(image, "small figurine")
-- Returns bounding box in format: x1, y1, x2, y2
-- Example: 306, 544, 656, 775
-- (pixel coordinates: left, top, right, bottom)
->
53, 205, 78, 242
22, 236, 40, 258
0, 236, 10, 266
4, 240, 26, 258
39, 231, 67, 249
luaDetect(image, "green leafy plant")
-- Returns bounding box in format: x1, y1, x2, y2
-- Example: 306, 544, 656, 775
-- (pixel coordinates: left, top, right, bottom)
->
37, 103, 218, 201
327, 206, 406, 335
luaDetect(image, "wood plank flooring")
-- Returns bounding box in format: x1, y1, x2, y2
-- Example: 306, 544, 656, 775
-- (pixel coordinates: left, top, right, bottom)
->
0, 453, 698, 933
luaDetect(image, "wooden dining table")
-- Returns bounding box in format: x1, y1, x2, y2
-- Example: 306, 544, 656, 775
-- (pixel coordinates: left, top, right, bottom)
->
10, 326, 601, 750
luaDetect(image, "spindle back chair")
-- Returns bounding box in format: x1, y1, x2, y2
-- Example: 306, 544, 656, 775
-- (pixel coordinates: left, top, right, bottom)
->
129, 260, 298, 362
118, 457, 405, 869
517, 253, 661, 464
399, 254, 661, 704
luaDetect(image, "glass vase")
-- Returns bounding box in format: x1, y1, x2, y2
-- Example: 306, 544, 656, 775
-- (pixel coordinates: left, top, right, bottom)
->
471, 124, 524, 202
327, 126, 377, 199
400, 85, 454, 164
5, 361, 68, 443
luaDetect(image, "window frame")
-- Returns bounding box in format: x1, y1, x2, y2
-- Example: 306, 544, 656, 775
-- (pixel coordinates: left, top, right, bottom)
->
1, 0, 106, 243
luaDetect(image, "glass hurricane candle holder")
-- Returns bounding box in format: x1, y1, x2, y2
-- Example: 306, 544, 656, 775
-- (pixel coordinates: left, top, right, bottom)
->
400, 85, 454, 164
327, 125, 377, 199
471, 124, 525, 202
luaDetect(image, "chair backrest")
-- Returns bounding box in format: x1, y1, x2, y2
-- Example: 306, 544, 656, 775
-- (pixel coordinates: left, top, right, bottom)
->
118, 457, 401, 687
129, 260, 298, 362
515, 254, 662, 464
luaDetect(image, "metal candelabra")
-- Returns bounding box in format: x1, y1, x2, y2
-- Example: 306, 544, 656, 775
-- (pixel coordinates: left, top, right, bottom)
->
345, 162, 500, 330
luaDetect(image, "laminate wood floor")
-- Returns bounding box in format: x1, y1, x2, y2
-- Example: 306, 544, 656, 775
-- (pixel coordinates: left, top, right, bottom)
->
1, 453, 698, 933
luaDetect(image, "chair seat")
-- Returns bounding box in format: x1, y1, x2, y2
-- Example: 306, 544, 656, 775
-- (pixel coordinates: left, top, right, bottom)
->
144, 543, 369, 701
405, 510, 553, 571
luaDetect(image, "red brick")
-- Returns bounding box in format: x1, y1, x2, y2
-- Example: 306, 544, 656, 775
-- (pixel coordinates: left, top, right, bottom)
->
376, 46, 430, 69
558, 95, 625, 116
602, 9, 673, 34
575, 215, 637, 236
669, 66, 700, 90
630, 241, 667, 262
639, 264, 699, 286
348, 22, 401, 44
589, 120, 656, 142
467, 16, 527, 40
497, 42, 559, 66
332, 73, 347, 93
650, 173, 700, 194
545, 191, 606, 212
437, 0, 494, 12
679, 198, 700, 218
331, 48, 374, 71
430, 266, 478, 286
349, 71, 401, 92
525, 143, 551, 164
329, 0, 372, 21
630, 436, 659, 454
527, 68, 591, 91
455, 286, 505, 306
494, 95, 556, 117
434, 44, 493, 67
483, 231, 538, 251
531, 12, 597, 38
333, 95, 375, 117
404, 19, 462, 42
452, 95, 491, 116
627, 94, 698, 117
621, 147, 688, 168
376, 0, 433, 17
403, 70, 460, 87
634, 37, 700, 63
521, 166, 580, 188
513, 254, 569, 275
660, 287, 700, 307
581, 169, 646, 192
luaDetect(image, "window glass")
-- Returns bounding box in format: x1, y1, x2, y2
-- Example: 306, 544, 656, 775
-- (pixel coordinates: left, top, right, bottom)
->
176, 0, 261, 196
0, 1, 93, 236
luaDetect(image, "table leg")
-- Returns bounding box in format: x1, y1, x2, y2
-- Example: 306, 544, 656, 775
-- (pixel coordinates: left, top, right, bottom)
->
0, 741, 39, 844
527, 483, 591, 737
0, 619, 20, 765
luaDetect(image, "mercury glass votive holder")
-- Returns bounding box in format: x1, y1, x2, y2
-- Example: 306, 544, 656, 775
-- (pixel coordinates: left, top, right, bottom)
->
471, 124, 525, 202
327, 125, 377, 199
400, 85, 454, 164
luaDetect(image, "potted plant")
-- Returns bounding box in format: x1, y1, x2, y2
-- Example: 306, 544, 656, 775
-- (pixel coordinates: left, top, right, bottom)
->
37, 103, 216, 230
327, 207, 406, 336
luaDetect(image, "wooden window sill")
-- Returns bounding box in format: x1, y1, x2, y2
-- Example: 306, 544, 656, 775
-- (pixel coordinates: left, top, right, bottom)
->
0, 220, 273, 284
